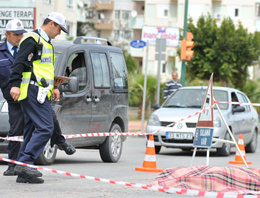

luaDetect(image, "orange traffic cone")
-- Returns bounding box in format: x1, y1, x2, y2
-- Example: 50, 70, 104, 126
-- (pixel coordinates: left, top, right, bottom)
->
135, 134, 163, 172
229, 134, 252, 165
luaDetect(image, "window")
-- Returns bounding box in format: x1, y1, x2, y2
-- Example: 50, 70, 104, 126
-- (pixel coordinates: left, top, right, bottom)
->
121, 11, 130, 20
90, 52, 110, 88
114, 30, 119, 40
256, 3, 260, 17
237, 93, 250, 112
110, 52, 128, 89
43, 0, 51, 4
67, 0, 73, 9
161, 61, 166, 74
124, 30, 132, 39
115, 10, 120, 19
65, 52, 87, 91
235, 8, 239, 17
97, 31, 101, 38
157, 4, 169, 18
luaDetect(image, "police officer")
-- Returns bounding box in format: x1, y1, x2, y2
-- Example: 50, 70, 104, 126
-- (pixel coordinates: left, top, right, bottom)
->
9, 13, 72, 184
1, 19, 75, 179
0, 19, 26, 176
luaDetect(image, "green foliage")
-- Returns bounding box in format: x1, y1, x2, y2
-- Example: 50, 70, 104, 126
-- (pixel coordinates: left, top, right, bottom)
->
124, 52, 140, 75
128, 73, 164, 107
186, 15, 260, 91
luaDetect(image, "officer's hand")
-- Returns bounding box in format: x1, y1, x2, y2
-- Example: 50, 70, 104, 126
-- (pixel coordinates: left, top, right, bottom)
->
10, 87, 20, 101
52, 88, 60, 101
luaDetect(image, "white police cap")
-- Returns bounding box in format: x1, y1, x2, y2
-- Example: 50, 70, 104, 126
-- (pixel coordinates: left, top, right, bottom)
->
47, 12, 68, 33
6, 19, 27, 34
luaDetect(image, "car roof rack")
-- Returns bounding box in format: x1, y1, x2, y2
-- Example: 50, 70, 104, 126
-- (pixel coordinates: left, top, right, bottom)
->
73, 36, 113, 46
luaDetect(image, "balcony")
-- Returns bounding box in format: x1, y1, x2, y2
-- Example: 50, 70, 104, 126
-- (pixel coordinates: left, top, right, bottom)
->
94, 20, 114, 30
90, 0, 114, 11
128, 16, 144, 29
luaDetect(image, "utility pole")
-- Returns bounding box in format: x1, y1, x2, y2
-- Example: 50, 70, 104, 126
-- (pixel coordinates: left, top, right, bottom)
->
181, 0, 189, 86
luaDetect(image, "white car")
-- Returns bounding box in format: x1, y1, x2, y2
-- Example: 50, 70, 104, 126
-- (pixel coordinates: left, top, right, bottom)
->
146, 86, 259, 156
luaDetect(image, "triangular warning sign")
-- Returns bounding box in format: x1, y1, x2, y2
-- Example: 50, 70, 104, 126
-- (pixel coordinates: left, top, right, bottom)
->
193, 73, 214, 148
197, 73, 214, 127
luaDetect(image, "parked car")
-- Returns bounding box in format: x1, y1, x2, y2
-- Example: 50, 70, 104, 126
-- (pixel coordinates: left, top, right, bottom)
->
146, 86, 259, 156
0, 37, 129, 164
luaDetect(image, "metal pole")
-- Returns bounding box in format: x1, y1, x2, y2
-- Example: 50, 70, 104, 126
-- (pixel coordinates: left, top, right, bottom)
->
181, 0, 189, 86
156, 39, 162, 105
215, 102, 249, 168
141, 41, 149, 131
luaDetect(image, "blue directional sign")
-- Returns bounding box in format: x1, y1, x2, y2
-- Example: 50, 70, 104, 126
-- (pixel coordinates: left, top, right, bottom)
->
193, 127, 214, 148
130, 40, 146, 48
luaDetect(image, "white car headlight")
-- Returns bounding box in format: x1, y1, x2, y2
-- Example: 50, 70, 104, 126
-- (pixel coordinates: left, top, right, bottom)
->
214, 116, 221, 127
1, 100, 8, 113
148, 114, 160, 126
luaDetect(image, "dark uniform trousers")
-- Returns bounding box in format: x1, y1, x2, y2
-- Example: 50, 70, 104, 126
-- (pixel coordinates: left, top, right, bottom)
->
7, 101, 24, 167
18, 84, 54, 164
51, 109, 65, 146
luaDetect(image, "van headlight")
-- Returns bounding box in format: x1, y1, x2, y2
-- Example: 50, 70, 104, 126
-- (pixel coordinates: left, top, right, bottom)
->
148, 114, 161, 126
214, 116, 221, 127
1, 100, 8, 113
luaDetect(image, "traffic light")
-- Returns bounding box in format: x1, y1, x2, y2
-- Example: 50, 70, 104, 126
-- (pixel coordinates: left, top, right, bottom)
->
181, 32, 195, 61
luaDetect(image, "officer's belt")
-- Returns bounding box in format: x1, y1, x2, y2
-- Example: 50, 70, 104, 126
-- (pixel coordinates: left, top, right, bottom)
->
29, 80, 39, 87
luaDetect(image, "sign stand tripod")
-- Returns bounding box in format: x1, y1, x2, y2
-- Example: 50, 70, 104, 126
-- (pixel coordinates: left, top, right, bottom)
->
190, 74, 249, 168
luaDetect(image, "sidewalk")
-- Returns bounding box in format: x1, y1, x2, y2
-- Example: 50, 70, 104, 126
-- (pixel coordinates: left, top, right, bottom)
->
128, 121, 147, 132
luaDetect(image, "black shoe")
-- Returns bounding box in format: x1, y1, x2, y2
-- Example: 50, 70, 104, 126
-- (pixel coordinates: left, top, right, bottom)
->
14, 165, 42, 177
3, 166, 17, 176
57, 142, 76, 155
16, 175, 44, 184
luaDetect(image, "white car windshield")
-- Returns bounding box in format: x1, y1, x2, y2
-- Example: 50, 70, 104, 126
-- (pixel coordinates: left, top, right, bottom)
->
163, 89, 228, 110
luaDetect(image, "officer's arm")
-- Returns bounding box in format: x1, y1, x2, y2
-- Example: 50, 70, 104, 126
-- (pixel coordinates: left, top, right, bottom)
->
9, 37, 37, 88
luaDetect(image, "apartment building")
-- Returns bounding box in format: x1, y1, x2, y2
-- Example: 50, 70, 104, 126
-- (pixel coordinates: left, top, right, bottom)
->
128, 0, 257, 82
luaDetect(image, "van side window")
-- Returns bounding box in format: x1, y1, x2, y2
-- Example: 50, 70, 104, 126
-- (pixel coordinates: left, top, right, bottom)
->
65, 52, 86, 91
110, 52, 128, 89
90, 52, 110, 88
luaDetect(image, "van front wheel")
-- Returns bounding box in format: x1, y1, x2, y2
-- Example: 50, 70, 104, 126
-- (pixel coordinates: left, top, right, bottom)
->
99, 124, 123, 162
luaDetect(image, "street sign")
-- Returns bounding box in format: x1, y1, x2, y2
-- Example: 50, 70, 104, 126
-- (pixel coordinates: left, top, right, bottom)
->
155, 38, 166, 52
193, 128, 214, 148
130, 40, 146, 48
155, 53, 165, 60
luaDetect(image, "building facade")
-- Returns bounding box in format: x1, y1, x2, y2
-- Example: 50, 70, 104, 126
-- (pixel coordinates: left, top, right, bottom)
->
1, 0, 259, 80
0, 0, 79, 40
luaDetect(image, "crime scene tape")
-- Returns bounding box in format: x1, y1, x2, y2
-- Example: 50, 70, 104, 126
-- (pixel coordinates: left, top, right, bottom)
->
0, 104, 216, 142
1, 101, 260, 143
0, 157, 257, 198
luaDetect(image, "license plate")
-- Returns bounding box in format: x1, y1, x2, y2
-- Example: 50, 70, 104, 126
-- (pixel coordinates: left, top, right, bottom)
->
166, 132, 193, 140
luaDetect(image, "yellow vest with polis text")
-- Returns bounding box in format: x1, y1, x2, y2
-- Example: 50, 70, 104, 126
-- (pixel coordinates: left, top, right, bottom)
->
19, 32, 55, 101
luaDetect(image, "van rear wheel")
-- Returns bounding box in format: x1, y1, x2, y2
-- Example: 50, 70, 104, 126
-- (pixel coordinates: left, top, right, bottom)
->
35, 140, 57, 165
99, 124, 123, 162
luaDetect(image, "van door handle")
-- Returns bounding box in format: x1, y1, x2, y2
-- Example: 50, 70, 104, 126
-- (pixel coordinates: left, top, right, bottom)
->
85, 95, 92, 102
93, 96, 100, 102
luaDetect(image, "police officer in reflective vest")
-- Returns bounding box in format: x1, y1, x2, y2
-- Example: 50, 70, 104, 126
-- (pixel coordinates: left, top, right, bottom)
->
9, 12, 69, 184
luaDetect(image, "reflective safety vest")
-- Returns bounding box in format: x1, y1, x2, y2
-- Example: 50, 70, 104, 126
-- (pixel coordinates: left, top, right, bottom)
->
19, 32, 55, 101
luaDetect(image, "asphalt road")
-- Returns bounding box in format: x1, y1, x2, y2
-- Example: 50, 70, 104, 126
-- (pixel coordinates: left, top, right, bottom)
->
0, 135, 260, 198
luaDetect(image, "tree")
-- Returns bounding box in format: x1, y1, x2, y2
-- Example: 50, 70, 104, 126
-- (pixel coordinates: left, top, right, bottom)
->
186, 15, 260, 90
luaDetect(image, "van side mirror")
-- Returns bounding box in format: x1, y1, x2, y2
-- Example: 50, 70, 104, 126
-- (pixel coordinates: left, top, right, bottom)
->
232, 105, 245, 114
61, 76, 79, 93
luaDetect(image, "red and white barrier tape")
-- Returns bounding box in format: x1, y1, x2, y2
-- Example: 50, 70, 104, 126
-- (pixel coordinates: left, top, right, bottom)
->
215, 101, 260, 107
0, 157, 257, 197
2, 101, 259, 143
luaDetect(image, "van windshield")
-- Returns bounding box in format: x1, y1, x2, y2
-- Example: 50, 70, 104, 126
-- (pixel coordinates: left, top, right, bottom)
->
163, 89, 228, 110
